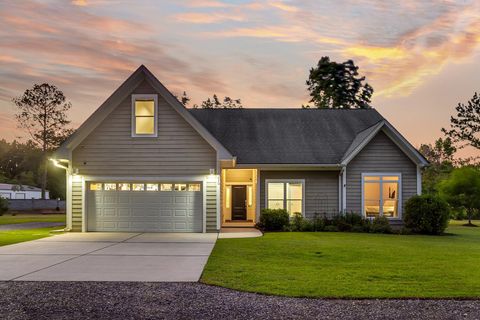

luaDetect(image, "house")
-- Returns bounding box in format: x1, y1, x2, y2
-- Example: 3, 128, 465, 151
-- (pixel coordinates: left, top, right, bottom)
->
0, 183, 49, 200
53, 65, 428, 232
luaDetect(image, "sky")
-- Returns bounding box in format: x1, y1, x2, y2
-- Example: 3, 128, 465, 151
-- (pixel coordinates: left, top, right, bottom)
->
0, 0, 479, 158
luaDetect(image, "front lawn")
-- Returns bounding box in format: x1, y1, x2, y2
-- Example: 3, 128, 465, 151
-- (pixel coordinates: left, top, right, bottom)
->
0, 227, 62, 246
201, 220, 480, 298
0, 213, 66, 225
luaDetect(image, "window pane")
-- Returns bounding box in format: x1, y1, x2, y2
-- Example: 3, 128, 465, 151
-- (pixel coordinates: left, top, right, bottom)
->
89, 183, 102, 191
135, 100, 154, 116
382, 176, 399, 181
174, 184, 187, 191
287, 183, 302, 200
268, 200, 284, 210
364, 182, 380, 217
160, 183, 172, 191
268, 183, 284, 200
382, 182, 398, 217
364, 176, 380, 181
146, 183, 158, 191
188, 183, 201, 191
135, 117, 155, 135
118, 183, 130, 191
287, 200, 302, 215
104, 183, 116, 191
132, 183, 144, 191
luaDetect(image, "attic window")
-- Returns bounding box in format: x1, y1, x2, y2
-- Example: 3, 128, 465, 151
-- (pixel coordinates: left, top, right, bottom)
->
131, 94, 158, 137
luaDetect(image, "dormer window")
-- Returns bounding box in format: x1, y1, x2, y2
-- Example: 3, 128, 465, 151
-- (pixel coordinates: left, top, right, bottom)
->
131, 94, 158, 137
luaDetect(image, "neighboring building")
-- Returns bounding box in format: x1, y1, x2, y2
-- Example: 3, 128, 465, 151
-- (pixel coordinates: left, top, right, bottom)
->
54, 65, 428, 232
0, 183, 49, 200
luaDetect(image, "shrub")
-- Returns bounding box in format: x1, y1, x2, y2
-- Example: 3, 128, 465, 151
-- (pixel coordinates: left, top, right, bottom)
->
259, 209, 290, 231
344, 212, 364, 226
336, 220, 352, 232
404, 194, 450, 234
311, 214, 325, 231
0, 197, 8, 216
371, 216, 392, 234
290, 213, 304, 231
324, 225, 338, 232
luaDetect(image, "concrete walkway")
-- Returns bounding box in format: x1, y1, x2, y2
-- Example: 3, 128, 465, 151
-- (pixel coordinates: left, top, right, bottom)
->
218, 228, 263, 239
0, 222, 65, 231
0, 232, 217, 282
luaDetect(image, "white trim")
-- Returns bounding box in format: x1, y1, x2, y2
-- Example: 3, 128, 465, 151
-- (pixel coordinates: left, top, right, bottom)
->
234, 163, 341, 170
265, 179, 306, 216
338, 173, 342, 213
417, 166, 422, 195
341, 121, 385, 165
81, 176, 86, 232
342, 167, 347, 214
66, 173, 72, 230
216, 174, 220, 230
82, 175, 207, 182
202, 179, 207, 233
361, 172, 402, 219
131, 94, 158, 138
256, 169, 261, 222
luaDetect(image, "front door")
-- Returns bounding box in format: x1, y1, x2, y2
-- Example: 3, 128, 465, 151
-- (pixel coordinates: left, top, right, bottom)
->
231, 185, 247, 220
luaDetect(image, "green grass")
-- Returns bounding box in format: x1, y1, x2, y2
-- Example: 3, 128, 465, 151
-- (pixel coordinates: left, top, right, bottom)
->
0, 227, 63, 246
201, 220, 480, 298
0, 213, 66, 225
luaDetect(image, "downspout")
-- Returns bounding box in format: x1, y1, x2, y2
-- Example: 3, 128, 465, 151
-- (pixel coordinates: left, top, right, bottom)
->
340, 166, 347, 214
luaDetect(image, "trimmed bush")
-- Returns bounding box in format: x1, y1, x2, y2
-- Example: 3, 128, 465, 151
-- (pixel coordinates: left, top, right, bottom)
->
404, 194, 450, 234
371, 216, 392, 234
258, 209, 290, 231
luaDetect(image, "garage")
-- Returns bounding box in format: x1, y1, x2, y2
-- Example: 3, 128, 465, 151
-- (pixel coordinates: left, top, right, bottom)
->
86, 182, 203, 232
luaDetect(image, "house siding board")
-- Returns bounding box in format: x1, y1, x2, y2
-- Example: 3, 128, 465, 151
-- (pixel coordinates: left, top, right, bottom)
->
71, 181, 83, 232
260, 171, 339, 218
72, 80, 216, 176
346, 131, 417, 215
206, 180, 218, 232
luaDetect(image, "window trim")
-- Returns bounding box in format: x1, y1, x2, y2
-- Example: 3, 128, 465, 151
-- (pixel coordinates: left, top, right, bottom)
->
131, 94, 158, 138
361, 172, 402, 219
265, 179, 305, 217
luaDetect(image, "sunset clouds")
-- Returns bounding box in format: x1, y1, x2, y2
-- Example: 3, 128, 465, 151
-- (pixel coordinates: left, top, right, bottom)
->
0, 0, 479, 157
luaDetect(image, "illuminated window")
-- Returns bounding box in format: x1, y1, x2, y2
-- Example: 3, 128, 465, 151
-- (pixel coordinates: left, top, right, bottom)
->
174, 184, 187, 191
146, 184, 158, 191
266, 180, 304, 216
89, 183, 102, 191
188, 183, 201, 191
247, 185, 253, 207
132, 183, 144, 191
104, 183, 116, 191
160, 184, 173, 191
132, 94, 157, 137
118, 183, 131, 191
363, 174, 400, 218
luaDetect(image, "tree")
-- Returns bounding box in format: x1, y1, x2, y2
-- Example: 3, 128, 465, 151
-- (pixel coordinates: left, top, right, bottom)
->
442, 92, 480, 149
438, 167, 480, 226
180, 91, 190, 107
305, 56, 373, 109
13, 83, 73, 199
419, 137, 457, 194
195, 94, 243, 109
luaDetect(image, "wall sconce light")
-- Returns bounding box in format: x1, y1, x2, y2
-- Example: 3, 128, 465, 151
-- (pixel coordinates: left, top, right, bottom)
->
226, 186, 231, 209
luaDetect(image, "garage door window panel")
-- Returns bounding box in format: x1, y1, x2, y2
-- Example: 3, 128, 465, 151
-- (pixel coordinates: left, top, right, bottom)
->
90, 183, 102, 191
119, 183, 131, 191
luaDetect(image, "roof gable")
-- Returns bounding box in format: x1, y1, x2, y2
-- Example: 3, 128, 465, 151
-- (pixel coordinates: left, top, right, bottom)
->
56, 65, 232, 160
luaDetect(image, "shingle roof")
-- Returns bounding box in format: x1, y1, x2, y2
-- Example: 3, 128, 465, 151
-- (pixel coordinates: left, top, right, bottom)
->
189, 108, 384, 164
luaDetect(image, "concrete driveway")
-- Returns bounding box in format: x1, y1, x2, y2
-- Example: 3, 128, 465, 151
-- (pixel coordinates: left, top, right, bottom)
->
0, 232, 217, 282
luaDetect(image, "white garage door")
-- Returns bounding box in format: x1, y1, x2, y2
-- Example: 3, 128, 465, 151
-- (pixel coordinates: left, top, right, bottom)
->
87, 182, 203, 232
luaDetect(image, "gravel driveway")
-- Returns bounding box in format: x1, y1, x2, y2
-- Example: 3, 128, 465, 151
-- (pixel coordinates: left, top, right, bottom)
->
1, 282, 479, 320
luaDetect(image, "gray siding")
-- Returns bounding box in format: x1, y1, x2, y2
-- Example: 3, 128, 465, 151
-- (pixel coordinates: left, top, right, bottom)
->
206, 180, 218, 232
72, 80, 216, 176
346, 131, 417, 216
72, 181, 82, 232
260, 171, 339, 218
